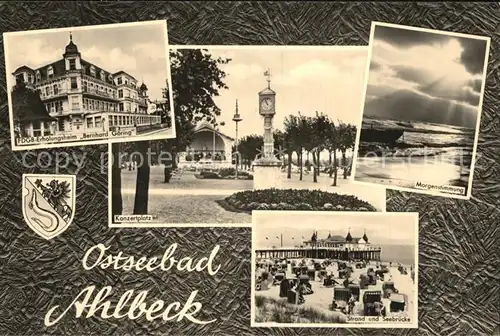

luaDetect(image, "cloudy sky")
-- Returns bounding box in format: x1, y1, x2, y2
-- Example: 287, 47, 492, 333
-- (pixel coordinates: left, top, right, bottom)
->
5, 21, 169, 100
254, 212, 417, 249
177, 46, 367, 139
364, 24, 489, 128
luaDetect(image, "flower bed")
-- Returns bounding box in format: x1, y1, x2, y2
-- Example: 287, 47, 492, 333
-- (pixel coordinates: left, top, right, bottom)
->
223, 188, 376, 212
195, 168, 253, 180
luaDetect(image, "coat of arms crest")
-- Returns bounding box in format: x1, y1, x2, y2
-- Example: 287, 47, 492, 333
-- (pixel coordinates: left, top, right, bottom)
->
22, 174, 76, 240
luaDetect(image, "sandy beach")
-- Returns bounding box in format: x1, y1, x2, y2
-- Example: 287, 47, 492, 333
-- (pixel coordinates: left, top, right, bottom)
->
254, 258, 416, 325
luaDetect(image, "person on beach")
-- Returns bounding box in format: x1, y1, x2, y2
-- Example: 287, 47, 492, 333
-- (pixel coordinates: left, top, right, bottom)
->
374, 301, 385, 316
348, 294, 356, 315
298, 284, 305, 304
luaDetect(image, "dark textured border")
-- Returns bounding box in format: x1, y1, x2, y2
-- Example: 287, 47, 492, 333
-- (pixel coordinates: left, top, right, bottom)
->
0, 2, 499, 336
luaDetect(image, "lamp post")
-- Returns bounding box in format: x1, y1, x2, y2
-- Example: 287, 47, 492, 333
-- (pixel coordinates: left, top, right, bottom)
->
232, 99, 242, 179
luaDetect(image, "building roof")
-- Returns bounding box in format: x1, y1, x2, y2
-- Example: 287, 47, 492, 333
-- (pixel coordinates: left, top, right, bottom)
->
13, 65, 34, 74
305, 231, 369, 244
13, 34, 134, 87
113, 71, 137, 81
324, 235, 345, 242
34, 59, 66, 82
346, 231, 353, 242
80, 59, 115, 85
194, 120, 235, 141
63, 33, 79, 56
140, 82, 148, 91
11, 83, 56, 123
259, 87, 276, 95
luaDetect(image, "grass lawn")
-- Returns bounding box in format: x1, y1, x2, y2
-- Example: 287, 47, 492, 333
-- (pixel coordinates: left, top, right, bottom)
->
254, 295, 345, 324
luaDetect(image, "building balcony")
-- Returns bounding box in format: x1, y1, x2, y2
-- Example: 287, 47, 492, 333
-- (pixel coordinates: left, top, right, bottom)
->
49, 109, 84, 117
82, 87, 118, 101
116, 96, 136, 102
35, 75, 66, 86
40, 89, 69, 101
116, 82, 138, 90
135, 97, 148, 106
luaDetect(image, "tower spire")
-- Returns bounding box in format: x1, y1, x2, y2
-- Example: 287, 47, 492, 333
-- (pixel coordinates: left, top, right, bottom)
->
264, 68, 271, 89
346, 227, 352, 242
235, 99, 239, 113
70, 31, 72, 42
363, 229, 368, 243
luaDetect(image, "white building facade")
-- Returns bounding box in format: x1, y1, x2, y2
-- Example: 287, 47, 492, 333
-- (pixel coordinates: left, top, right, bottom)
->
177, 121, 235, 169
11, 33, 160, 138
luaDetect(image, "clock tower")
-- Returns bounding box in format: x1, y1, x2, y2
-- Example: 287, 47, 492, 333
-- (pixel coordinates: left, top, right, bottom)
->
253, 69, 281, 190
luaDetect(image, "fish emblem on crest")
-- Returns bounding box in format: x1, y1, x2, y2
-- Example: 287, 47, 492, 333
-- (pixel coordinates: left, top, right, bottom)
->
22, 174, 76, 240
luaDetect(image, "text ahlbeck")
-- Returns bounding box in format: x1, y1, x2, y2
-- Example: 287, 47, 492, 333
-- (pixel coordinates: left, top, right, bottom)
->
44, 243, 221, 327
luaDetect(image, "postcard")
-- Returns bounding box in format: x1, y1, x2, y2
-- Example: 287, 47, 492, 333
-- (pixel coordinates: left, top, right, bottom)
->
351, 22, 490, 199
4, 20, 175, 150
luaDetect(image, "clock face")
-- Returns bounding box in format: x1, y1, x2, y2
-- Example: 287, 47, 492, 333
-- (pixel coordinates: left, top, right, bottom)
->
261, 97, 274, 111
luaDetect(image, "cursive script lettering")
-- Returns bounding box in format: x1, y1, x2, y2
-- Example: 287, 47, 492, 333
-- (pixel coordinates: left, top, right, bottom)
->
82, 243, 221, 275
45, 286, 216, 327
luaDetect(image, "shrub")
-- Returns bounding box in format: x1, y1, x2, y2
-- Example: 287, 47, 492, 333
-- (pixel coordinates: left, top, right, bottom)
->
257, 203, 270, 210
225, 188, 376, 212
219, 167, 253, 179
199, 171, 220, 179
197, 168, 253, 180
255, 295, 266, 308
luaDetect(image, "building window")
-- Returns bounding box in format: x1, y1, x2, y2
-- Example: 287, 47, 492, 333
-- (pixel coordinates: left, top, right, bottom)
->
45, 86, 50, 96
108, 74, 113, 82
55, 101, 63, 112
86, 117, 93, 129
35, 71, 41, 83
126, 102, 131, 112
15, 74, 24, 84
69, 59, 76, 70
43, 122, 51, 136
95, 116, 102, 128
83, 99, 88, 110
100, 70, 105, 81
117, 77, 122, 85
83, 80, 87, 92
32, 121, 41, 137
70, 77, 78, 89
118, 89, 123, 98
90, 66, 96, 77
71, 96, 79, 110
53, 84, 59, 95
47, 66, 54, 78
58, 119, 65, 132
119, 103, 124, 112
27, 74, 33, 83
